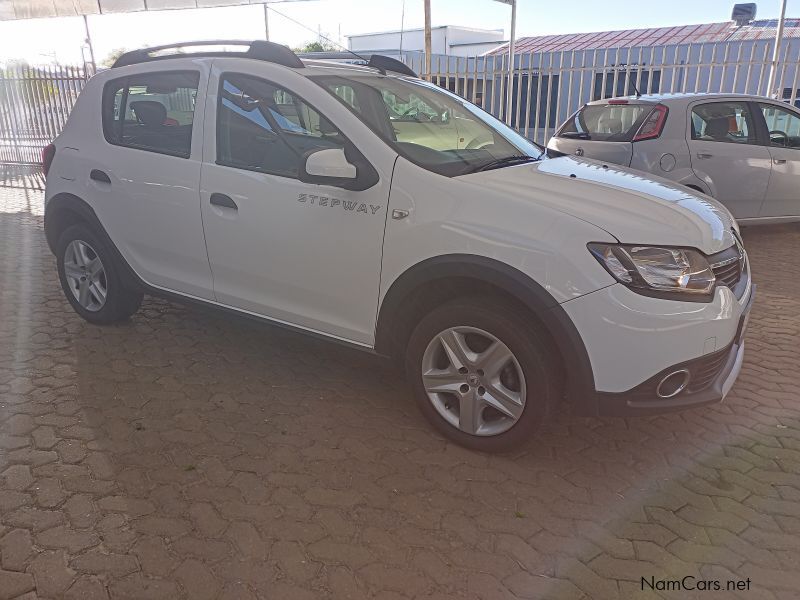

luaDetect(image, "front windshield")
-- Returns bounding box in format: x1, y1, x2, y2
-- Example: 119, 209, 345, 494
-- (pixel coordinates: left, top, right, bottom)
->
311, 74, 544, 176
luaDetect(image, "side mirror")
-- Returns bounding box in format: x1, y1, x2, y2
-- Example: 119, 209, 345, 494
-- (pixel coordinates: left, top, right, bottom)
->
299, 146, 380, 191
300, 148, 357, 185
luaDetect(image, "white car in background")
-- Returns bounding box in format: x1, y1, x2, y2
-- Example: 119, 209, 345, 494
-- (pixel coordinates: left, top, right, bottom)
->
548, 93, 800, 223
43, 41, 754, 451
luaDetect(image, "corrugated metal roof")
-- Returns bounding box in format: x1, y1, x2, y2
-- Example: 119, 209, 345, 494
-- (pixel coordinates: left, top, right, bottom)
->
488, 19, 800, 55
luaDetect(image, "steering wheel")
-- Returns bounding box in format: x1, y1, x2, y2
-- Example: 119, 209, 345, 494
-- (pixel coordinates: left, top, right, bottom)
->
769, 130, 789, 146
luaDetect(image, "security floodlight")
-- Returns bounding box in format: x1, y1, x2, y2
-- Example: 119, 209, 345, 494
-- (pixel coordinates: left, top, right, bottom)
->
732, 3, 757, 27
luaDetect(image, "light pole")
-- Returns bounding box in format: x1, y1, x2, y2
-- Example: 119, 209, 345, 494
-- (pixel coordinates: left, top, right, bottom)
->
424, 0, 432, 81
494, 0, 517, 125
83, 15, 96, 73
767, 0, 788, 96
260, 1, 317, 42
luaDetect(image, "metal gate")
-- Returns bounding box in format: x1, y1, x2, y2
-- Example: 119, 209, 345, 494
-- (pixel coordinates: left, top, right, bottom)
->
413, 38, 800, 144
0, 65, 88, 165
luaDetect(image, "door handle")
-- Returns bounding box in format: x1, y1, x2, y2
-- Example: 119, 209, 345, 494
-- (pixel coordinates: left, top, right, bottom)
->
210, 193, 238, 210
696, 153, 713, 159
90, 169, 111, 184
773, 158, 787, 165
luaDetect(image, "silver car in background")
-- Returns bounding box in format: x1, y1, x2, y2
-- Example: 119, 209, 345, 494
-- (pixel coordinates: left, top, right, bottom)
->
547, 93, 800, 224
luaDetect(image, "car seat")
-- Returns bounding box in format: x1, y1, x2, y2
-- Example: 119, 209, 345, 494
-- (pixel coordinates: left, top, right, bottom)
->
705, 117, 731, 141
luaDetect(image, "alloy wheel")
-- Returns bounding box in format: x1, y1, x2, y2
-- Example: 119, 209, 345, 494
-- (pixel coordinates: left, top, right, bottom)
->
63, 240, 107, 312
421, 326, 526, 436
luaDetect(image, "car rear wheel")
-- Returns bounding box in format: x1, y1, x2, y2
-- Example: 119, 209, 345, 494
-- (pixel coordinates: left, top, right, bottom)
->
56, 223, 143, 324
405, 297, 558, 452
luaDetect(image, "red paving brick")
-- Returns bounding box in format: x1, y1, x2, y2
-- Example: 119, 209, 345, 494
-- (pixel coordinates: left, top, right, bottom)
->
1, 174, 799, 599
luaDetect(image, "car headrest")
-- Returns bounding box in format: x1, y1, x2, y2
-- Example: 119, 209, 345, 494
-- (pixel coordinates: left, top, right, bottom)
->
598, 116, 623, 134
131, 101, 167, 127
705, 117, 730, 140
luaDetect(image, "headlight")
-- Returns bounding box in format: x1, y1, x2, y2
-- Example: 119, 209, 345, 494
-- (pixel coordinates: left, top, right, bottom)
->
588, 243, 715, 300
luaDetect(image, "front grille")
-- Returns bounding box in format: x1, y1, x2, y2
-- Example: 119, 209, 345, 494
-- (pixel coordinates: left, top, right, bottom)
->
712, 257, 742, 289
708, 235, 747, 297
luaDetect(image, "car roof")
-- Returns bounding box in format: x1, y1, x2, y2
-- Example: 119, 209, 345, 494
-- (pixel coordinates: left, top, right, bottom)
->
585, 92, 777, 107
300, 59, 395, 77
108, 41, 417, 80
100, 56, 410, 83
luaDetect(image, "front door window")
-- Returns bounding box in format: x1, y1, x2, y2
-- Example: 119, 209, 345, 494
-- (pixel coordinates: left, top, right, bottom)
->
759, 103, 800, 148
217, 74, 345, 178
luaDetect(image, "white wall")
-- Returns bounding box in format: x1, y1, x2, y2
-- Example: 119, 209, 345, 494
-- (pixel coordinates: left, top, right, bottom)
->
449, 41, 505, 56
348, 26, 503, 56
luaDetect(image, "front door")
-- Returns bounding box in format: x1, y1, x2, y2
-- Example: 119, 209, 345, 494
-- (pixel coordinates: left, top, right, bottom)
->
687, 100, 771, 219
757, 101, 800, 218
199, 64, 394, 345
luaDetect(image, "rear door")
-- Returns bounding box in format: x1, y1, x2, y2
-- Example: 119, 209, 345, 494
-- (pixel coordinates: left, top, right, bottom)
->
686, 100, 771, 219
756, 101, 800, 218
548, 101, 654, 166
90, 67, 213, 299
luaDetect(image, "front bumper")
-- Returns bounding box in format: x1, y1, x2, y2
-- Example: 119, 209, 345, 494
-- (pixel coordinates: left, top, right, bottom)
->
596, 283, 753, 416
562, 271, 754, 416
596, 334, 746, 416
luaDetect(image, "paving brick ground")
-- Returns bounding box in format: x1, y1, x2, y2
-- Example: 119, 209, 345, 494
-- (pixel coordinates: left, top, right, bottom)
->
1, 171, 799, 599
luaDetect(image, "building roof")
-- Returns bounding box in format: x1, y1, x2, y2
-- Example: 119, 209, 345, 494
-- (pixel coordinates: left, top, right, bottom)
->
347, 26, 502, 39
488, 19, 800, 55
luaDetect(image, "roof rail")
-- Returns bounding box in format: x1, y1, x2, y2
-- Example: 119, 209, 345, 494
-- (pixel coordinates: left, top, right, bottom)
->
112, 40, 304, 69
367, 55, 418, 78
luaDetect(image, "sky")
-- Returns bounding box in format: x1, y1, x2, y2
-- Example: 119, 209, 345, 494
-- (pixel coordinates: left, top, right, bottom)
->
0, 0, 798, 66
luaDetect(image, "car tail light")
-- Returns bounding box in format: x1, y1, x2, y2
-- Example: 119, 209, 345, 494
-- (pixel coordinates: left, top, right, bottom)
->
633, 105, 668, 142
607, 99, 629, 105
42, 143, 56, 178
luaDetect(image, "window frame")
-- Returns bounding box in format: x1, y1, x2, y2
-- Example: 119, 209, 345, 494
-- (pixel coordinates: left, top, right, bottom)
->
101, 70, 200, 159
556, 103, 655, 142
688, 100, 759, 146
214, 71, 364, 181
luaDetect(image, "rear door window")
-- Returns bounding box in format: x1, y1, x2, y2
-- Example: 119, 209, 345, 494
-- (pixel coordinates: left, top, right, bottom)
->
102, 71, 199, 157
690, 102, 757, 145
557, 104, 653, 141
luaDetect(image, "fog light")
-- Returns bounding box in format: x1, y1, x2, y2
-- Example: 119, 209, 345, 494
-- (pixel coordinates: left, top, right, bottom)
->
656, 369, 690, 398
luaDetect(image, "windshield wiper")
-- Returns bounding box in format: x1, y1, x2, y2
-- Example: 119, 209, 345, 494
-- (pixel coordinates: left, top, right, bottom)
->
560, 131, 591, 139
473, 155, 538, 173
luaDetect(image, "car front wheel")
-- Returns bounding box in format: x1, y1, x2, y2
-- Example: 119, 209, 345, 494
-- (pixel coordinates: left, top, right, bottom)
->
405, 297, 559, 452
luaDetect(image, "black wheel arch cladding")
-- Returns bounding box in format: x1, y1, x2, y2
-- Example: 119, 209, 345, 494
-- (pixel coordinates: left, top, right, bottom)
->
45, 193, 142, 293
375, 254, 599, 416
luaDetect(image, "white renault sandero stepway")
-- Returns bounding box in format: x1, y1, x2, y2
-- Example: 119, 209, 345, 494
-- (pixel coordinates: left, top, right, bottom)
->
43, 41, 754, 451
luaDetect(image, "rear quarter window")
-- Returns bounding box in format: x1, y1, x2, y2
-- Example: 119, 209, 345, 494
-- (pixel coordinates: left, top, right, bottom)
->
558, 104, 653, 142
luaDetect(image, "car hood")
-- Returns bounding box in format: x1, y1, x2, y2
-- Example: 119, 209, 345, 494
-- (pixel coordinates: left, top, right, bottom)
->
463, 156, 737, 255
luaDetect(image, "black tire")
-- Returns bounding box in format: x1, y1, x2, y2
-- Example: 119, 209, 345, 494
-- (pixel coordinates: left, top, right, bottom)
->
56, 223, 143, 324
405, 296, 559, 452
